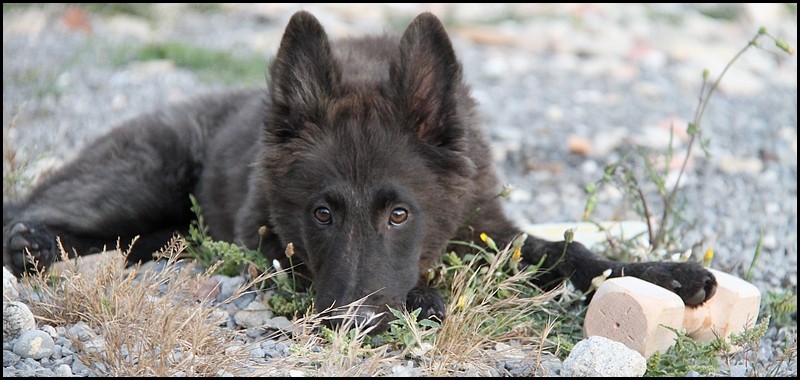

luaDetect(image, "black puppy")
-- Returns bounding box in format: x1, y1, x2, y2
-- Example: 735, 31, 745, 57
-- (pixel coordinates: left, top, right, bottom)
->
3, 11, 716, 330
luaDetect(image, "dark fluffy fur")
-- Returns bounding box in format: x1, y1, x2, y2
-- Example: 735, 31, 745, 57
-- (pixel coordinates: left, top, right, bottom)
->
3, 11, 717, 330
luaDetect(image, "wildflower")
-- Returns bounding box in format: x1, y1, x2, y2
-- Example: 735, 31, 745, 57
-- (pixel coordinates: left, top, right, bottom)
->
703, 247, 714, 267
509, 233, 526, 271
480, 232, 498, 251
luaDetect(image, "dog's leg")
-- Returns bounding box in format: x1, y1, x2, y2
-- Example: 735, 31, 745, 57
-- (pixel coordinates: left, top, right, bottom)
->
3, 113, 205, 275
456, 200, 717, 307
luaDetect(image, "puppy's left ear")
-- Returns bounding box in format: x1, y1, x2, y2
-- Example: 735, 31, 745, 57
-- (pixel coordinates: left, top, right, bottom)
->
390, 12, 464, 148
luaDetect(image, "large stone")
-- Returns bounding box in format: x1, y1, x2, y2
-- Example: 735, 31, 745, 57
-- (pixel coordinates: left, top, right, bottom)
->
13, 329, 55, 360
3, 301, 36, 342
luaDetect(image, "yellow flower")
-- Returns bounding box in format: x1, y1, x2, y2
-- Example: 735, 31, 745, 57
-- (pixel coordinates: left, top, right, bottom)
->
480, 233, 498, 251
703, 248, 714, 267
456, 295, 467, 310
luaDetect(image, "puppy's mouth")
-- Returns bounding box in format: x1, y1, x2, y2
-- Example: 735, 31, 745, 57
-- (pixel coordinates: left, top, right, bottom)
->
319, 304, 388, 334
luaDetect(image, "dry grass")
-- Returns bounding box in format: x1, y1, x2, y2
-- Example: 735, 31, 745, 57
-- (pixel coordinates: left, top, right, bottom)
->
424, 239, 562, 376
265, 299, 398, 376
15, 230, 564, 377
20, 236, 252, 376
258, 238, 563, 376
15, 225, 793, 377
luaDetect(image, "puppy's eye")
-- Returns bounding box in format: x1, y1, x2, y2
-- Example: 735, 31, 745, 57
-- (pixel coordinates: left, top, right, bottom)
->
389, 208, 408, 226
314, 207, 332, 225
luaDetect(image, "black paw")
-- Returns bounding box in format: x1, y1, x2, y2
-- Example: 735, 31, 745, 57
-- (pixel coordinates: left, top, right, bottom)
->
4, 222, 57, 275
638, 261, 717, 306
406, 285, 446, 323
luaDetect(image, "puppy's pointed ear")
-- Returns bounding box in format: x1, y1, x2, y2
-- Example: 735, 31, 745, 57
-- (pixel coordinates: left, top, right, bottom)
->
268, 11, 340, 141
391, 12, 464, 148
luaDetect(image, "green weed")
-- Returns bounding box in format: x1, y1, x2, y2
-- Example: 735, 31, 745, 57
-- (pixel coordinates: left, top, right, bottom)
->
113, 42, 268, 85
583, 27, 795, 260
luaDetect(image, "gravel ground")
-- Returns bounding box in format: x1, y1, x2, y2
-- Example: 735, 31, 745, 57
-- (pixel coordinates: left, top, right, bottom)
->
3, 3, 797, 377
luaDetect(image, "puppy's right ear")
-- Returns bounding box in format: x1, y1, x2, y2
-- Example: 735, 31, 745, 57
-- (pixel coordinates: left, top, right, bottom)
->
267, 11, 340, 140
390, 12, 464, 149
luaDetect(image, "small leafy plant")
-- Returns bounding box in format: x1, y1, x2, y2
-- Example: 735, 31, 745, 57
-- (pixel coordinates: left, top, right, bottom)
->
583, 27, 795, 262
578, 26, 796, 377
184, 193, 313, 317
184, 193, 270, 277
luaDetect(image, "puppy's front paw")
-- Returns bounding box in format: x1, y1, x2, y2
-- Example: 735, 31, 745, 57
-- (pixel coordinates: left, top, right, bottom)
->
638, 261, 717, 306
406, 285, 446, 323
4, 222, 57, 275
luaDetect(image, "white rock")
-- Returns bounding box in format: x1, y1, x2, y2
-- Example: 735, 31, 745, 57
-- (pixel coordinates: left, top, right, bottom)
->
3, 266, 19, 299
561, 335, 647, 377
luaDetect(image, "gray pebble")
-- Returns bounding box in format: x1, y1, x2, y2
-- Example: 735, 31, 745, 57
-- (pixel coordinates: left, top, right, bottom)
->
50, 344, 63, 359
53, 363, 73, 377
67, 322, 94, 342
61, 345, 74, 356
71, 358, 93, 377
2, 350, 20, 366
39, 324, 58, 339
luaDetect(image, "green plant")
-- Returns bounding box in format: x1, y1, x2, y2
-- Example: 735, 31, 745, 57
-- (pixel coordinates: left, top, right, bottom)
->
266, 243, 314, 318
645, 326, 721, 376
583, 27, 795, 260
112, 42, 268, 85
184, 194, 270, 277
376, 306, 441, 352
762, 290, 797, 327
184, 194, 313, 317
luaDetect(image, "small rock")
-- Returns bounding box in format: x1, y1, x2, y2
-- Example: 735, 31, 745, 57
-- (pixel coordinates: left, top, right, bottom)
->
3, 349, 20, 366
561, 335, 646, 377
717, 155, 763, 175
218, 276, 246, 303
225, 345, 242, 356
233, 301, 273, 329
83, 337, 106, 354
263, 316, 294, 333
67, 322, 94, 342
39, 324, 58, 339
195, 276, 222, 301
71, 357, 92, 376
13, 329, 55, 360
567, 135, 592, 156
53, 364, 73, 377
